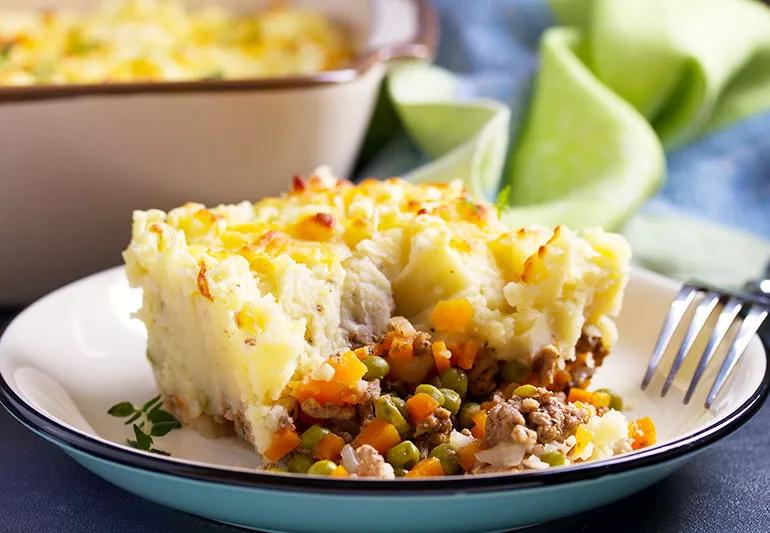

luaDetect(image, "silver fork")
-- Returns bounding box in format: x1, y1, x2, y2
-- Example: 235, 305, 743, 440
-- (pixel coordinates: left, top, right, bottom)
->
641, 268, 770, 408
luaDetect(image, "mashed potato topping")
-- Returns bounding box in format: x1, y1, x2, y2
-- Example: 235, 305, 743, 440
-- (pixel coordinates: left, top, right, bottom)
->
0, 0, 352, 86
123, 168, 632, 459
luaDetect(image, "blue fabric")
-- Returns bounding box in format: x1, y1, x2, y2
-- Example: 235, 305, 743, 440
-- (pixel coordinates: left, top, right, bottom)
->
421, 0, 770, 241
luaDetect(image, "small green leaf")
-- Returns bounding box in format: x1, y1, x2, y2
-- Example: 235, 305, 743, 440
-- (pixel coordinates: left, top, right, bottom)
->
495, 185, 512, 215
148, 408, 179, 424
150, 448, 171, 456
142, 395, 162, 412
107, 402, 135, 417
124, 411, 142, 425
150, 420, 182, 437
132, 424, 153, 450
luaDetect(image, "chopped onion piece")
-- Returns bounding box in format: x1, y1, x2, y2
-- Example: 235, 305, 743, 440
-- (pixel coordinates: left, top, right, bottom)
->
475, 443, 526, 467
340, 444, 359, 474
448, 430, 475, 452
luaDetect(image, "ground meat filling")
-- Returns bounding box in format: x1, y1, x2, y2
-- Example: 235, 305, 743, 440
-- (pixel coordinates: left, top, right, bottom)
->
414, 407, 453, 455
354, 444, 395, 479
467, 348, 499, 397
279, 317, 635, 477
568, 332, 610, 388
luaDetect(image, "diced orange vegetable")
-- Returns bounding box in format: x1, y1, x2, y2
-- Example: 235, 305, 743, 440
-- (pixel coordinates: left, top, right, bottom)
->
405, 457, 444, 478
457, 440, 481, 472
263, 428, 300, 462
553, 370, 572, 390
353, 419, 401, 454
331, 465, 349, 477
567, 387, 593, 404
470, 410, 487, 440
313, 433, 345, 461
431, 299, 474, 332
571, 425, 593, 459
333, 351, 368, 386
454, 339, 480, 371
353, 346, 373, 360
590, 391, 612, 408
389, 336, 414, 361
432, 341, 452, 373
295, 351, 368, 405
629, 416, 656, 450
406, 393, 441, 423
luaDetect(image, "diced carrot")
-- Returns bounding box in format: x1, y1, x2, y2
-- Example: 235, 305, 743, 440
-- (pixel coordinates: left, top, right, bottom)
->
389, 336, 414, 361
353, 346, 373, 360
405, 457, 444, 478
431, 299, 474, 332
353, 419, 401, 454
553, 370, 572, 390
567, 387, 593, 404
332, 351, 368, 387
457, 440, 481, 472
470, 410, 487, 440
313, 433, 345, 461
454, 339, 480, 371
629, 416, 656, 450
406, 393, 440, 423
432, 341, 452, 373
331, 465, 349, 477
263, 428, 300, 462
295, 351, 368, 405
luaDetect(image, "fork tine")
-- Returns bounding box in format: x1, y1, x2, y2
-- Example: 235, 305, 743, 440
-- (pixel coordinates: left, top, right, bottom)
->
684, 297, 742, 404
705, 305, 769, 408
660, 291, 721, 397
642, 285, 698, 389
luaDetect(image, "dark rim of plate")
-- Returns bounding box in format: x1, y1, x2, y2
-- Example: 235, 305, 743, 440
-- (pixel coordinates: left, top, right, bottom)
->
1, 313, 767, 496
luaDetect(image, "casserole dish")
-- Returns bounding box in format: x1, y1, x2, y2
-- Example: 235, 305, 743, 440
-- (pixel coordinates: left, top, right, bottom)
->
0, 0, 437, 304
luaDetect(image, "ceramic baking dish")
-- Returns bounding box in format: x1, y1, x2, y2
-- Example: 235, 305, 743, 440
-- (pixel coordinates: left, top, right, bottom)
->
0, 0, 437, 304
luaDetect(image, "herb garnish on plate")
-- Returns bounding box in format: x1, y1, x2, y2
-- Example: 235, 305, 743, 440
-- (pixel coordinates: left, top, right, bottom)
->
107, 395, 181, 456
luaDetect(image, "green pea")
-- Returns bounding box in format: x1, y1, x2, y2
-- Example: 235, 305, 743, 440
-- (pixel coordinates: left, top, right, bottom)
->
362, 356, 390, 381
540, 451, 566, 467
385, 440, 421, 469
287, 453, 314, 473
501, 360, 531, 382
390, 396, 408, 419
512, 384, 538, 398
307, 460, 338, 476
439, 368, 468, 398
458, 402, 481, 429
299, 424, 330, 451
596, 388, 624, 411
375, 396, 410, 435
440, 388, 461, 415
415, 384, 444, 406
429, 444, 458, 475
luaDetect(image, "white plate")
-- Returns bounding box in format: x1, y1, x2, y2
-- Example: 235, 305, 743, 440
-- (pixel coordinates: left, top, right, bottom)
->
1, 266, 767, 532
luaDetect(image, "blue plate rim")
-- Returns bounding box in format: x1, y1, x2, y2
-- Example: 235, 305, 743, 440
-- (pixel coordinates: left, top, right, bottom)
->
1, 328, 767, 496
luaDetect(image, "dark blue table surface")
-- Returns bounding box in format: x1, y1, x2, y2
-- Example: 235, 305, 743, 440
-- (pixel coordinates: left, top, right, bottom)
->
1, 310, 768, 533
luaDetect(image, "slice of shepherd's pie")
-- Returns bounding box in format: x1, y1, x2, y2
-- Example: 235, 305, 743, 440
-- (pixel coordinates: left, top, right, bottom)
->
123, 167, 654, 477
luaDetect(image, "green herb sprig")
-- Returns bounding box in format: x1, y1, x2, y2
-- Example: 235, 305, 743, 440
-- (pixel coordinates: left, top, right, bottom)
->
107, 395, 181, 455
495, 184, 512, 215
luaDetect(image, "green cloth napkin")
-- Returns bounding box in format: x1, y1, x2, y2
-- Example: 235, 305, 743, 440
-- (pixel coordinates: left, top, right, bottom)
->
372, 0, 770, 287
